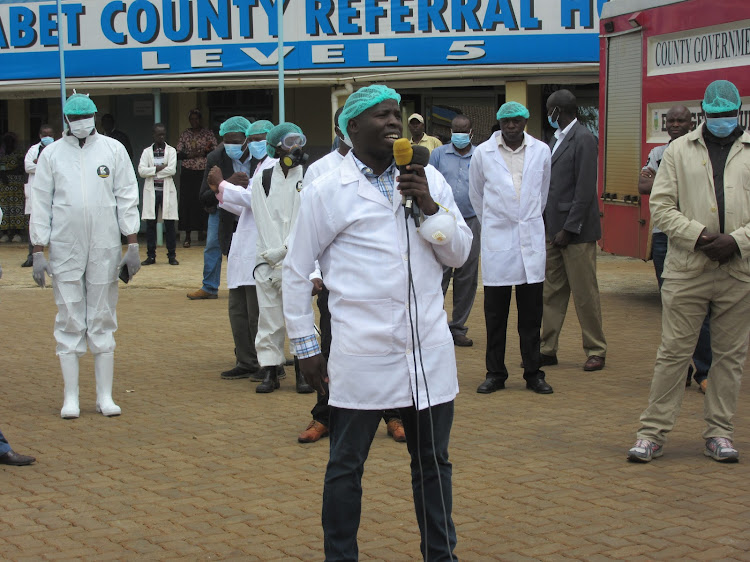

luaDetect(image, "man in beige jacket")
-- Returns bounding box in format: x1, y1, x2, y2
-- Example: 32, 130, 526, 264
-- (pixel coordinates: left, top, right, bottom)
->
629, 80, 750, 464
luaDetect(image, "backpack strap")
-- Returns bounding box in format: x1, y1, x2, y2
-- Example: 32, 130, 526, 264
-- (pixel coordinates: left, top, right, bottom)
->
262, 167, 273, 197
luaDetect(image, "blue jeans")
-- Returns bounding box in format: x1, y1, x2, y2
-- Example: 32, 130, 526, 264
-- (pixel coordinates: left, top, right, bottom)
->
0, 428, 11, 455
652, 232, 712, 381
323, 403, 457, 561
202, 211, 222, 294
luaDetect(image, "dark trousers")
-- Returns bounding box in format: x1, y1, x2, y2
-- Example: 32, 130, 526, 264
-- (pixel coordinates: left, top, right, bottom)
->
484, 283, 544, 383
310, 287, 400, 426
228, 285, 260, 372
145, 191, 176, 259
323, 402, 456, 561
652, 232, 712, 381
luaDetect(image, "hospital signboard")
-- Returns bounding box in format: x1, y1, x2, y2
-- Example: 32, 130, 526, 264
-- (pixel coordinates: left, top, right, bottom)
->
0, 0, 607, 80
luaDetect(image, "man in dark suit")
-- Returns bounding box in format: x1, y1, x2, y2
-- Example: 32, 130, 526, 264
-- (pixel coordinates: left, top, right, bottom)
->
541, 89, 607, 372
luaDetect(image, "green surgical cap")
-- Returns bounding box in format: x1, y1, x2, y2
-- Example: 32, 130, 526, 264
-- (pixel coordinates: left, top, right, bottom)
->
219, 116, 251, 137
496, 101, 530, 120
63, 93, 97, 116
338, 85, 401, 140
247, 119, 274, 136
703, 80, 741, 114
266, 122, 303, 158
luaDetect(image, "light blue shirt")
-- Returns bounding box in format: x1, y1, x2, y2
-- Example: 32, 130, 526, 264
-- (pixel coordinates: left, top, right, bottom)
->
429, 143, 476, 219
231, 155, 252, 176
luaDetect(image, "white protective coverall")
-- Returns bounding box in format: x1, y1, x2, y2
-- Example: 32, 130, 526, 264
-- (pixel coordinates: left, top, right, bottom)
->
250, 162, 303, 367
30, 131, 140, 356
138, 143, 178, 220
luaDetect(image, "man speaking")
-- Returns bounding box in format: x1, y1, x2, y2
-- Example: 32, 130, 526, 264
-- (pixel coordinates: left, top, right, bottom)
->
283, 85, 472, 560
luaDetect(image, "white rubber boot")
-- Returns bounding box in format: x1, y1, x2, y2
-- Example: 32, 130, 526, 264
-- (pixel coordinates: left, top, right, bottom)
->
94, 352, 121, 417
59, 353, 80, 419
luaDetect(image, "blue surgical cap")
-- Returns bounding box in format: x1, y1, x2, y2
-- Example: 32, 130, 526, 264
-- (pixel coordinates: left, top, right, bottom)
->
63, 93, 97, 116
497, 101, 530, 120
247, 120, 274, 136
219, 116, 251, 137
702, 80, 741, 114
338, 85, 401, 140
266, 122, 303, 158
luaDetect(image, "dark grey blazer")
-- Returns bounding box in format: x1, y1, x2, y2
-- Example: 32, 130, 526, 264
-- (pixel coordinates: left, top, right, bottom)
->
544, 122, 601, 244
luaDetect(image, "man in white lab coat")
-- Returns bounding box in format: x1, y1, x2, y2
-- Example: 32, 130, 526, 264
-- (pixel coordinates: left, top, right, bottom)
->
22, 124, 55, 267
470, 101, 553, 395
208, 119, 277, 382
30, 93, 141, 419
251, 122, 311, 394
283, 85, 472, 560
138, 123, 179, 265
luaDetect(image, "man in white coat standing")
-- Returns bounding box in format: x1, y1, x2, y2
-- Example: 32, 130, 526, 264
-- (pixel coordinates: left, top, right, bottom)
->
208, 119, 277, 382
30, 93, 141, 419
283, 85, 472, 561
470, 101, 553, 395
22, 124, 55, 267
138, 123, 179, 266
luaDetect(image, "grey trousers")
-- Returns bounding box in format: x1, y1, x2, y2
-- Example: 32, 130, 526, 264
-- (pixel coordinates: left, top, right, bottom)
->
442, 215, 481, 337
228, 285, 260, 372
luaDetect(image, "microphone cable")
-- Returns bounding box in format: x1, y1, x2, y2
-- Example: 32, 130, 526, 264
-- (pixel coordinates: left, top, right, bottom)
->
403, 208, 456, 562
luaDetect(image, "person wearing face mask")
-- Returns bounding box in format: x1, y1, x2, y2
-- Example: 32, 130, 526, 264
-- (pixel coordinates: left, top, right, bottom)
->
138, 123, 179, 266
30, 92, 140, 419
245, 122, 310, 394
429, 114, 480, 348
187, 116, 252, 301
210, 119, 278, 382
22, 124, 55, 267
628, 79, 750, 464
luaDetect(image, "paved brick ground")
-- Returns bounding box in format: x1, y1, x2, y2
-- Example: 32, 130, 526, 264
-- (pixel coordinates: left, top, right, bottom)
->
1, 241, 749, 560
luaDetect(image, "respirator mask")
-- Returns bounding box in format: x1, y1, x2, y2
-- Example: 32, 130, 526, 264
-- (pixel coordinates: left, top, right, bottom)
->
280, 133, 309, 168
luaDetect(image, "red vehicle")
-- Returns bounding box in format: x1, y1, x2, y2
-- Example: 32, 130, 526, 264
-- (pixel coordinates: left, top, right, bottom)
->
598, 0, 750, 259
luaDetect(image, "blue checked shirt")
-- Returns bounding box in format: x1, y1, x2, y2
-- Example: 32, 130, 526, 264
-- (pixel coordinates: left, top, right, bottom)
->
290, 154, 399, 359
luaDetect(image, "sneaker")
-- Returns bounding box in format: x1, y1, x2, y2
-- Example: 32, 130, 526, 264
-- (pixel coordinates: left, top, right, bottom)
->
627, 439, 663, 462
704, 437, 739, 462
11, 234, 22, 243
0, 234, 8, 243
386, 419, 407, 443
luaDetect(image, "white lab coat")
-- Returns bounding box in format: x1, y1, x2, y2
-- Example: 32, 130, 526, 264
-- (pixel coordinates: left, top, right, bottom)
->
251, 161, 304, 366
302, 150, 345, 187
219, 156, 277, 289
30, 132, 139, 355
469, 131, 550, 286
24, 141, 45, 214
138, 143, 178, 220
283, 152, 472, 410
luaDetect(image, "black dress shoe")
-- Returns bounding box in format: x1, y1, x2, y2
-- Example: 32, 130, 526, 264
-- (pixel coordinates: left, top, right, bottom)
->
220, 366, 254, 380
141, 257, 156, 265
21, 256, 33, 267
0, 450, 36, 466
169, 258, 179, 265
256, 366, 280, 393
526, 378, 554, 394
476, 377, 505, 394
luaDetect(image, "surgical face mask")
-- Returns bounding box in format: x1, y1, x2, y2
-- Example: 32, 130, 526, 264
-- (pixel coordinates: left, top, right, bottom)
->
224, 143, 245, 160
67, 117, 95, 139
249, 140, 267, 159
547, 107, 560, 129
451, 132, 471, 149
341, 135, 353, 148
705, 116, 739, 138
40, 136, 54, 146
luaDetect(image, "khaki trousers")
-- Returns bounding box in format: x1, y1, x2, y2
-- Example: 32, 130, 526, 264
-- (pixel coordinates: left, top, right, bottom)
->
541, 241, 607, 358
638, 267, 750, 444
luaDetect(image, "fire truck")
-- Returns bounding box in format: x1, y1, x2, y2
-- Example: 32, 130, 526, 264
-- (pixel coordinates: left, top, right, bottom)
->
598, 0, 750, 258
